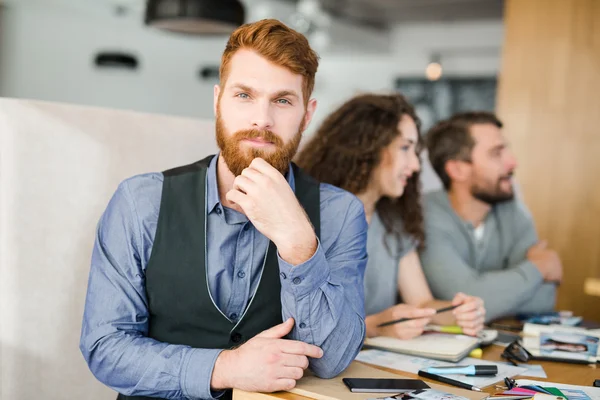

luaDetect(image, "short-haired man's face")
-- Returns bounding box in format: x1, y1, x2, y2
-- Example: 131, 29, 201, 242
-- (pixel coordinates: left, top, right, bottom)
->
214, 49, 316, 176
468, 123, 518, 204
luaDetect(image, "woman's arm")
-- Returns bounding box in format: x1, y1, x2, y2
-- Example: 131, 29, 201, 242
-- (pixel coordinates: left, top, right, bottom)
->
397, 250, 485, 334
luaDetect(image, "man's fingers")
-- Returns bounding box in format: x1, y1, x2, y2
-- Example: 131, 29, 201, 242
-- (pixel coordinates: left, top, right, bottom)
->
282, 354, 310, 369
240, 166, 266, 184
257, 318, 295, 339
249, 157, 281, 179
279, 340, 323, 358
278, 366, 305, 381
225, 189, 247, 207
232, 175, 255, 195
273, 379, 297, 392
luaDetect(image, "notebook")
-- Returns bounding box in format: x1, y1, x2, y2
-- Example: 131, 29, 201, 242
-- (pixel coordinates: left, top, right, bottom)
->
363, 333, 481, 362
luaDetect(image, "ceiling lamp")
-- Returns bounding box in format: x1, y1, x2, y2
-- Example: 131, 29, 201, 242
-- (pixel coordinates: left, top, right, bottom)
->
145, 0, 245, 35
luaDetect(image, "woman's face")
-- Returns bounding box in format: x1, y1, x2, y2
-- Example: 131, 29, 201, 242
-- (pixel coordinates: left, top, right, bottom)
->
373, 114, 420, 199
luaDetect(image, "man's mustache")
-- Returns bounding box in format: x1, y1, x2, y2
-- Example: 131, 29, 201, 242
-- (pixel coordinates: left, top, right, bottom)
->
499, 171, 515, 181
233, 129, 283, 146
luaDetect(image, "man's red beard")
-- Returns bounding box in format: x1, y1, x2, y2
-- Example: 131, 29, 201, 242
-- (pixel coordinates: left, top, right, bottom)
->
215, 113, 303, 176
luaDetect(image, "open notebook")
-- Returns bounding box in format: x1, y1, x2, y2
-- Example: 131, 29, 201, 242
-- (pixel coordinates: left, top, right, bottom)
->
364, 333, 481, 362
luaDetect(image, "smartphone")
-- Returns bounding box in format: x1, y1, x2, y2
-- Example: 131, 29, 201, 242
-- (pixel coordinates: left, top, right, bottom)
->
342, 378, 430, 393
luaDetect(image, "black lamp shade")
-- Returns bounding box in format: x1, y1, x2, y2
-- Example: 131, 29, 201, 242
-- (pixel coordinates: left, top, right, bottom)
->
145, 0, 245, 35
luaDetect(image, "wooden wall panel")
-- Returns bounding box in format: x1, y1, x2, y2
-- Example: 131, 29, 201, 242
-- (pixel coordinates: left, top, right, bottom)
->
497, 0, 600, 320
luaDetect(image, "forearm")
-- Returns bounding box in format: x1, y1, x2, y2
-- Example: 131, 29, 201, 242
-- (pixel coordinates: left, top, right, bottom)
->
279, 245, 366, 378
422, 250, 544, 322
516, 282, 557, 314
80, 329, 222, 399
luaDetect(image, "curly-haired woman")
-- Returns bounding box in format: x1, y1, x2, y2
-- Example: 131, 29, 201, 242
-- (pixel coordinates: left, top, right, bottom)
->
296, 93, 486, 339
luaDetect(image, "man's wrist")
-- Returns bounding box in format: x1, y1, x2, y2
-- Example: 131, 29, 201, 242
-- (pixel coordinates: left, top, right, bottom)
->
276, 230, 317, 266
210, 349, 234, 390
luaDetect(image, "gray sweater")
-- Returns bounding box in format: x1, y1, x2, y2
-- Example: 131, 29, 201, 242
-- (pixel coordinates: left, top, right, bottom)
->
420, 190, 556, 322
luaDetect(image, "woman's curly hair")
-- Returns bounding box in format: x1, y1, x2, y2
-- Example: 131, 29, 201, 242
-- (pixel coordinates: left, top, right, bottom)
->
295, 93, 424, 251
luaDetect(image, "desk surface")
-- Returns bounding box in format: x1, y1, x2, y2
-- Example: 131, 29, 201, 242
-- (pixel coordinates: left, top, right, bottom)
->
233, 344, 598, 400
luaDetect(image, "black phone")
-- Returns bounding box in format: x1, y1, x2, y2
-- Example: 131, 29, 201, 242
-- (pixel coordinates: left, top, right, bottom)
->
342, 378, 430, 393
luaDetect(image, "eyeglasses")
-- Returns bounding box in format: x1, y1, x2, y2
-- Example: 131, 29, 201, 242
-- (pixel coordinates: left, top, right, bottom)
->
501, 340, 533, 366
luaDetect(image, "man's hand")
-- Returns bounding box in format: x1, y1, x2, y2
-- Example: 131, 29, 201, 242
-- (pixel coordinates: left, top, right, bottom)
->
451, 293, 485, 336
210, 318, 323, 392
366, 304, 436, 339
226, 158, 317, 265
527, 241, 563, 283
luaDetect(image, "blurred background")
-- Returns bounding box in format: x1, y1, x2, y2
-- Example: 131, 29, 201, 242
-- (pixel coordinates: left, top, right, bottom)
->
0, 0, 598, 318
0, 0, 503, 133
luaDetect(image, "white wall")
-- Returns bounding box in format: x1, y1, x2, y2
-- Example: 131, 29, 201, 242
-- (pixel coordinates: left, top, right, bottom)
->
0, 3, 223, 118
0, 1, 503, 135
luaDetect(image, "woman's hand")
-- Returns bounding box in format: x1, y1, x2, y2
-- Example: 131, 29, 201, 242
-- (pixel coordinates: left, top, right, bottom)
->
366, 304, 436, 339
451, 292, 486, 336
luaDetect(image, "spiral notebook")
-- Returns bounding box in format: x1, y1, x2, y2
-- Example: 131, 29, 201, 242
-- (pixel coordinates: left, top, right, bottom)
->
363, 333, 481, 362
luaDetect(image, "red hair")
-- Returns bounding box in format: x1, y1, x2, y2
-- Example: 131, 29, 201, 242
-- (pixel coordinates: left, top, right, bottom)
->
220, 19, 319, 106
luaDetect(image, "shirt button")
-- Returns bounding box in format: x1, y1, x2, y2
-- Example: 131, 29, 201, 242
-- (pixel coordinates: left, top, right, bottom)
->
230, 332, 242, 343
299, 322, 306, 329
229, 313, 238, 320
243, 224, 250, 231
215, 207, 222, 215
280, 272, 287, 280
292, 277, 302, 285
237, 271, 246, 279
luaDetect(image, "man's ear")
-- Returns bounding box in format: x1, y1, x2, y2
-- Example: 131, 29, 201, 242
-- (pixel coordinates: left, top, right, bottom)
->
213, 84, 220, 117
301, 98, 318, 132
445, 159, 471, 184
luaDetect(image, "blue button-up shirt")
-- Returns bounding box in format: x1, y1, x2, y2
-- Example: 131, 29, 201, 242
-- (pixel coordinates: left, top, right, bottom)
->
80, 155, 368, 399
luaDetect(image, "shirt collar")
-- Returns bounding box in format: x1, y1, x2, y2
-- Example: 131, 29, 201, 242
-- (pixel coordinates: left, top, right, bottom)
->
206, 153, 296, 214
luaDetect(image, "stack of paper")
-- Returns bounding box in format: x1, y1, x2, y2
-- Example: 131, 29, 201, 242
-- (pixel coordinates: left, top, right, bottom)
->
522, 323, 600, 363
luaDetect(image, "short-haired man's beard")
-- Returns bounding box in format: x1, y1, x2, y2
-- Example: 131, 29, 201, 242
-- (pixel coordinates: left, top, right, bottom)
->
471, 175, 515, 205
215, 114, 303, 177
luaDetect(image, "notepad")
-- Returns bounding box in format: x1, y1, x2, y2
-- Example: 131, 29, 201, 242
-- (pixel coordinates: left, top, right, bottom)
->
363, 333, 481, 362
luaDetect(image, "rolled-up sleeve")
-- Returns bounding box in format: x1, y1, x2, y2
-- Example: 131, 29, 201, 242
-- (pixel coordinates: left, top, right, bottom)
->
278, 191, 367, 379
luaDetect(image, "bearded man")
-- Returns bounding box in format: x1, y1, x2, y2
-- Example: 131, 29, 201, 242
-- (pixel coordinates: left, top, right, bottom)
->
80, 19, 367, 400
420, 111, 562, 322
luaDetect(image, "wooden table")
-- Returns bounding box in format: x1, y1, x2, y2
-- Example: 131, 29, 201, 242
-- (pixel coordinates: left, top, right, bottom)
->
234, 344, 599, 400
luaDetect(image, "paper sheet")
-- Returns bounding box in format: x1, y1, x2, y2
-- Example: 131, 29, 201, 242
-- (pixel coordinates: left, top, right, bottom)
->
356, 349, 527, 389
496, 361, 548, 378
515, 379, 600, 400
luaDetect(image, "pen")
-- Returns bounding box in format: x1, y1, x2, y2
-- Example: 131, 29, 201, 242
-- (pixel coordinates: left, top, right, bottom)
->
378, 305, 459, 328
424, 365, 498, 376
418, 370, 482, 392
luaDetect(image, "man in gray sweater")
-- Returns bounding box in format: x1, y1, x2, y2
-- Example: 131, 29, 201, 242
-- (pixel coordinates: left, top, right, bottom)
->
420, 112, 562, 322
